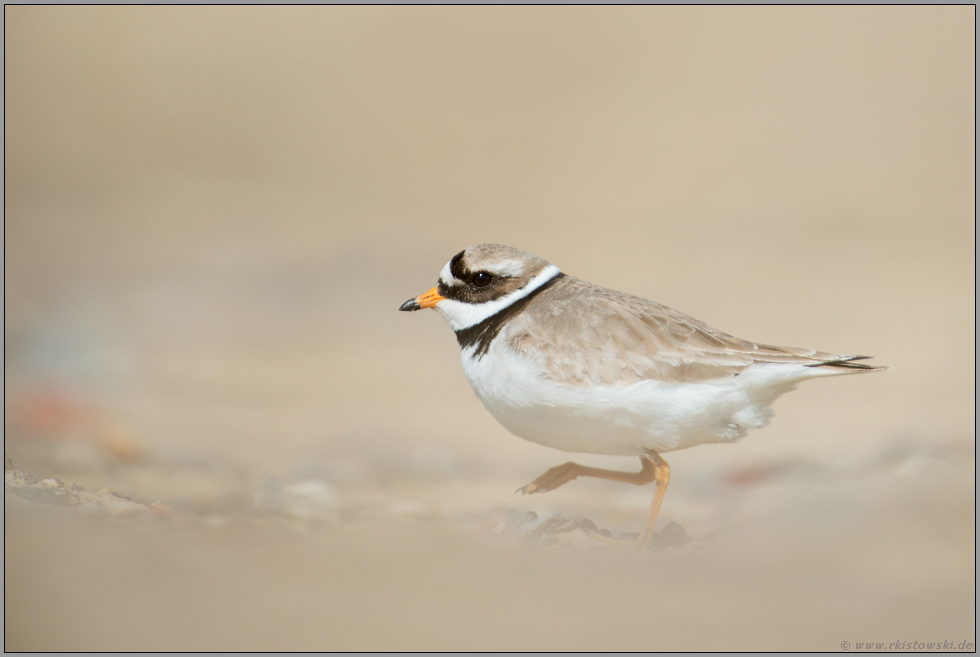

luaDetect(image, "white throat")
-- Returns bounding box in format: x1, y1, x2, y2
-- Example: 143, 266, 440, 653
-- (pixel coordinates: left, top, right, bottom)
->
435, 264, 562, 331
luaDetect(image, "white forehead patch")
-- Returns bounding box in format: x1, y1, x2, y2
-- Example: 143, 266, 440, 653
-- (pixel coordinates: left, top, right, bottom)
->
439, 261, 457, 286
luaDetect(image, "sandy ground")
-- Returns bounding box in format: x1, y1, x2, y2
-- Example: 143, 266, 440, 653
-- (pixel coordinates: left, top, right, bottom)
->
4, 7, 976, 652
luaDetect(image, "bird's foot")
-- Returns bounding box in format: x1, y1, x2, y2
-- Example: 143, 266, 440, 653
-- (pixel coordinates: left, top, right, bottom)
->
516, 461, 581, 494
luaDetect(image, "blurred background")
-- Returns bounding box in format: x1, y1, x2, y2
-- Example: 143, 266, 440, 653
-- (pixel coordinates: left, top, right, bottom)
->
4, 6, 975, 651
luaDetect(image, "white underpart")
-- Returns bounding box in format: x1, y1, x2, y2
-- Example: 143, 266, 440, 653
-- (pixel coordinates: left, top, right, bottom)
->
461, 338, 841, 455
435, 264, 562, 331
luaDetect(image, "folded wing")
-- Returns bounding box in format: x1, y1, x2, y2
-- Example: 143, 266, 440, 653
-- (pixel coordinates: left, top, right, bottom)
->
509, 277, 886, 387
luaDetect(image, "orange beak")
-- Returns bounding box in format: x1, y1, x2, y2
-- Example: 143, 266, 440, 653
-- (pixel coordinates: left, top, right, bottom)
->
398, 286, 445, 312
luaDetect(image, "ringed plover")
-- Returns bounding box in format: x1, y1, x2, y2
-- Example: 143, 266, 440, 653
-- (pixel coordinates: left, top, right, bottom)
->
399, 244, 886, 545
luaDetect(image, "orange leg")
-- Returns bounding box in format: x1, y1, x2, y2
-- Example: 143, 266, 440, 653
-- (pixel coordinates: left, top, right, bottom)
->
518, 453, 670, 546
637, 452, 670, 547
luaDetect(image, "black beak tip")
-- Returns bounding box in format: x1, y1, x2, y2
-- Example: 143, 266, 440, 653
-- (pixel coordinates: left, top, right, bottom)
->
399, 298, 421, 312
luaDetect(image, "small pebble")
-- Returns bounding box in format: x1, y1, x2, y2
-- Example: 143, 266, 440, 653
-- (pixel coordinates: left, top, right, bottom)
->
281, 479, 338, 520
654, 521, 688, 548
492, 509, 538, 536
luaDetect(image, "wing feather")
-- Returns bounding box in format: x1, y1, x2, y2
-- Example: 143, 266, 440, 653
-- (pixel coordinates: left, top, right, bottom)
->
508, 276, 884, 387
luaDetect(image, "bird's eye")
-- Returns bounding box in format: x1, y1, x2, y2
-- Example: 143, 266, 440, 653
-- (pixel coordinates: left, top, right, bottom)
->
471, 272, 494, 288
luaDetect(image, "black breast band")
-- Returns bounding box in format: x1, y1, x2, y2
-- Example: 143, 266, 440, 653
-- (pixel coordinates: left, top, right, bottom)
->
454, 273, 565, 359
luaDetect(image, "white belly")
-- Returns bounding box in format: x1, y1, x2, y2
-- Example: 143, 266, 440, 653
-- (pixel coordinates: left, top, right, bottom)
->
460, 340, 810, 456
